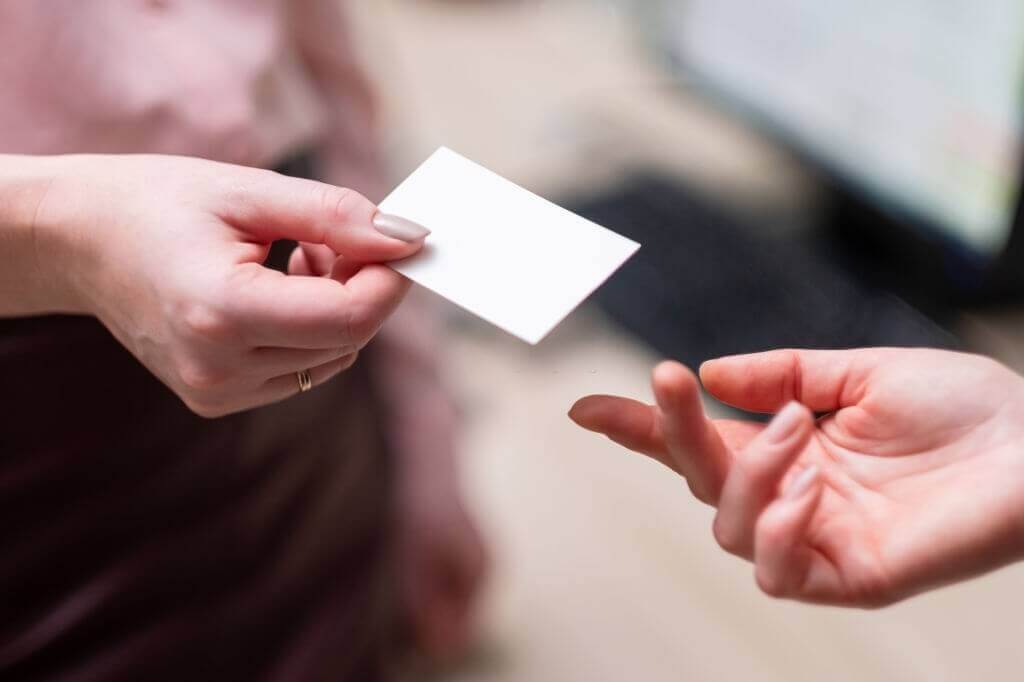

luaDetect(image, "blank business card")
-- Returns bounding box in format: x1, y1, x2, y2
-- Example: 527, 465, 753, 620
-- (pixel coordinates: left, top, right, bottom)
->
380, 148, 640, 344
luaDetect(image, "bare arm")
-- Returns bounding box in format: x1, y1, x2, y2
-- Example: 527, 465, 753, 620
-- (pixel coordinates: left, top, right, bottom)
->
0, 155, 82, 317
0, 153, 426, 416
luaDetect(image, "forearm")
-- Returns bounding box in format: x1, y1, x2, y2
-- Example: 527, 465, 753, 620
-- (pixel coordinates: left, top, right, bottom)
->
0, 154, 82, 317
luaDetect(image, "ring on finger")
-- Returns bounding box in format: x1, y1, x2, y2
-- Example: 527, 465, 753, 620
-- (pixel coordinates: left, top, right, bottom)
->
296, 369, 313, 393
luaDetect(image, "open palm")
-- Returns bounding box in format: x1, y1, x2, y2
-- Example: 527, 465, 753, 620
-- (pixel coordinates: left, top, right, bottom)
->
570, 349, 1024, 607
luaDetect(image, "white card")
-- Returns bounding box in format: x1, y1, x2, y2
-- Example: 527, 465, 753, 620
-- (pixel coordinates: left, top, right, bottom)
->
380, 148, 640, 344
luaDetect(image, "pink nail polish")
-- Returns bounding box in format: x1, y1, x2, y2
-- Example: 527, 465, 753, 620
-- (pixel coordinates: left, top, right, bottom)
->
784, 465, 820, 500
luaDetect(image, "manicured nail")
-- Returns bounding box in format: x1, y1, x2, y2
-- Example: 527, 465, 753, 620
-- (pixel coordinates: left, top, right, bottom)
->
784, 465, 820, 500
372, 212, 431, 242
763, 401, 805, 444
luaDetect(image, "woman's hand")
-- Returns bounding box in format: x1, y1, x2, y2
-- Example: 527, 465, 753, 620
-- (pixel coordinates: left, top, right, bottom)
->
570, 349, 1024, 607
22, 154, 428, 417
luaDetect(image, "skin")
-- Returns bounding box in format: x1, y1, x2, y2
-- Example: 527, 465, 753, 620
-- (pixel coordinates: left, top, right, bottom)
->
0, 152, 486, 658
1, 153, 423, 417
570, 348, 1024, 607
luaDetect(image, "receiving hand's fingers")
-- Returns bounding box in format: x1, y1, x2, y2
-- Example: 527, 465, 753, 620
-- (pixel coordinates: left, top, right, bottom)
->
713, 420, 771, 454
753, 465, 832, 600
223, 171, 428, 262
226, 263, 410, 350
712, 402, 814, 558
700, 349, 887, 413
568, 396, 671, 466
568, 399, 775, 477
653, 361, 733, 505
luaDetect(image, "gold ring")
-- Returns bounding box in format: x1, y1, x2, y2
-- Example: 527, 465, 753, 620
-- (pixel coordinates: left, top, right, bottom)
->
296, 369, 313, 393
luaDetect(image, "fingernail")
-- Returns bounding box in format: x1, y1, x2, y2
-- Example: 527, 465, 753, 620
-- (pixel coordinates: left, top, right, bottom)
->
763, 401, 805, 444
372, 212, 431, 242
784, 465, 820, 500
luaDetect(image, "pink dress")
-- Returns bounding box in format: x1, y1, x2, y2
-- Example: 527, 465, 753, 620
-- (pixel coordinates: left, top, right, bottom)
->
0, 2, 407, 679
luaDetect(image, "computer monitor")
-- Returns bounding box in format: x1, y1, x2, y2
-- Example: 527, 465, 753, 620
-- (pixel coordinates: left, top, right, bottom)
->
656, 1, 1024, 293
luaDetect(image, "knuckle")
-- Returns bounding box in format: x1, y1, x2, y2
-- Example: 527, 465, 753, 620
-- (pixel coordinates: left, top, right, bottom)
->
182, 396, 228, 420
686, 478, 716, 506
733, 455, 779, 490
221, 178, 251, 208
755, 568, 787, 598
711, 515, 743, 554
756, 521, 786, 551
319, 185, 360, 225
177, 358, 231, 393
782, 349, 804, 405
343, 302, 382, 348
845, 572, 895, 609
327, 353, 359, 380
730, 455, 760, 484
181, 301, 236, 344
225, 166, 279, 199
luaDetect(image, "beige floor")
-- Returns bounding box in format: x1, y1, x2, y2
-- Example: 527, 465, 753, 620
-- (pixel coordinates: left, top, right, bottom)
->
352, 2, 1024, 680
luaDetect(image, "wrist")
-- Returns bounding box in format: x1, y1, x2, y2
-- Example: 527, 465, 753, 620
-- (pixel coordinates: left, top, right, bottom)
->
0, 154, 92, 316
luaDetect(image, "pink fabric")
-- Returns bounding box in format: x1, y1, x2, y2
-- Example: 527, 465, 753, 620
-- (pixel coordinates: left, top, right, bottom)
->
0, 0, 365, 170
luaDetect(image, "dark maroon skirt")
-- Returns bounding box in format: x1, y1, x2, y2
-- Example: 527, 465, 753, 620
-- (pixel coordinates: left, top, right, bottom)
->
0, 312, 398, 677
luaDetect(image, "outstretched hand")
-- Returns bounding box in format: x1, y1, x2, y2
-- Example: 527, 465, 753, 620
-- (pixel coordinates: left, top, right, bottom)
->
571, 349, 1024, 607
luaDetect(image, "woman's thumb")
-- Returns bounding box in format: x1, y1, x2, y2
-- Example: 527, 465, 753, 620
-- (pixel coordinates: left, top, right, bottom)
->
223, 171, 429, 262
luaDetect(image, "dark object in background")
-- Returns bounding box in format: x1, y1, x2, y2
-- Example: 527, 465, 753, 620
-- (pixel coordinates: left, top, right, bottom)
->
569, 174, 957, 370
656, 0, 1024, 304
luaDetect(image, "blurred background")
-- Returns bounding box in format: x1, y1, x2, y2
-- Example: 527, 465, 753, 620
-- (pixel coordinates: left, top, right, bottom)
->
349, 1, 1024, 680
